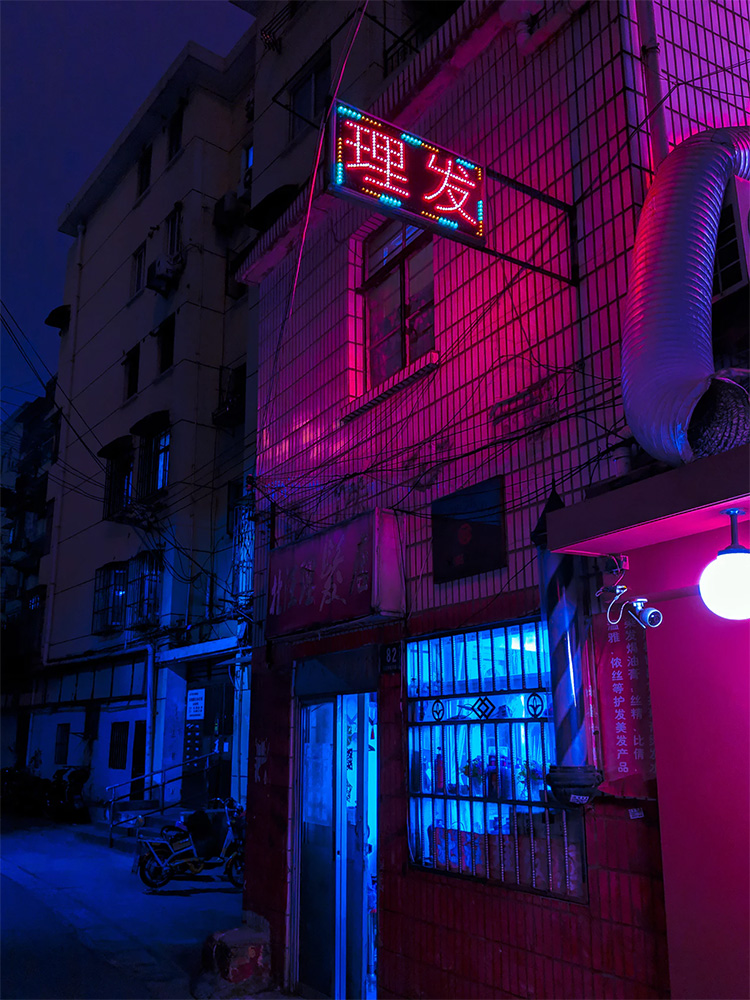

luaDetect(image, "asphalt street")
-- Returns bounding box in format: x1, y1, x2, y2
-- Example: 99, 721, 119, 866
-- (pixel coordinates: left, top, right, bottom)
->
1, 816, 246, 999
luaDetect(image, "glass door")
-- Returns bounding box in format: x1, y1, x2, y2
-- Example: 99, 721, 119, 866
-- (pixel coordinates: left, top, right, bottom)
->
298, 694, 377, 1000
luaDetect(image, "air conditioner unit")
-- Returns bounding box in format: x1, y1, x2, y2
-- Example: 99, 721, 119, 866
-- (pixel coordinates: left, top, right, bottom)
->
213, 191, 241, 234
146, 254, 183, 296
237, 168, 253, 206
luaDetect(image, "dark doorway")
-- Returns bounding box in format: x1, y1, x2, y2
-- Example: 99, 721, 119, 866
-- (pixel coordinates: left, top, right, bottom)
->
130, 720, 146, 799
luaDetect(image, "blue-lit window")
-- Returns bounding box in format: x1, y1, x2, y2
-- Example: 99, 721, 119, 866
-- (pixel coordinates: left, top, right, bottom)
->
126, 551, 162, 628
137, 427, 169, 497
406, 621, 586, 900
92, 563, 128, 633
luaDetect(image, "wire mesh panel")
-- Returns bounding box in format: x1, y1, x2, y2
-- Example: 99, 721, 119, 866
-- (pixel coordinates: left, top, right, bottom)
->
406, 621, 586, 900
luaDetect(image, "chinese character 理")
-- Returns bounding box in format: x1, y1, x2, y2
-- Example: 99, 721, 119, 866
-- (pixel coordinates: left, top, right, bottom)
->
343, 122, 410, 197
424, 154, 478, 224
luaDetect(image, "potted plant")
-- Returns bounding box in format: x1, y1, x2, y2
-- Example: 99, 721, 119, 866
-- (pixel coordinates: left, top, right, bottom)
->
462, 755, 484, 796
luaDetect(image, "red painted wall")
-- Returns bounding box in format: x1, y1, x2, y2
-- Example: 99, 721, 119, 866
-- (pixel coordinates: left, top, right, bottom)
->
377, 676, 669, 1000
626, 526, 750, 1000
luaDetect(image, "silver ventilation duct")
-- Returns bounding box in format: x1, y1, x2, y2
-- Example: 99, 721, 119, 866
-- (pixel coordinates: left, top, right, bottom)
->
622, 126, 750, 465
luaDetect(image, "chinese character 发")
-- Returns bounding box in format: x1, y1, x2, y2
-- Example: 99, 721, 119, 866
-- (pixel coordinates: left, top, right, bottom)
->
319, 535, 347, 612
615, 709, 626, 721
343, 122, 409, 197
616, 735, 628, 748
424, 154, 478, 224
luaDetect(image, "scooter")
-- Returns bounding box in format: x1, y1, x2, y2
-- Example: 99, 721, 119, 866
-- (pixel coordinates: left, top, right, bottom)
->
133, 797, 245, 889
47, 766, 90, 822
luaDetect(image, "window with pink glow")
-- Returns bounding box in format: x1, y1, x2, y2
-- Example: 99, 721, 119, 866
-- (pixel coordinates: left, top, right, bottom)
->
362, 221, 434, 388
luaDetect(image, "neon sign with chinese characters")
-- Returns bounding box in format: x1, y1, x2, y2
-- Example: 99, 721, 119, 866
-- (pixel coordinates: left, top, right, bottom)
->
328, 102, 485, 248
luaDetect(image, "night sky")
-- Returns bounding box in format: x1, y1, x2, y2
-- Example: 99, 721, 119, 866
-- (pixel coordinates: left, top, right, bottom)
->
0, 0, 253, 418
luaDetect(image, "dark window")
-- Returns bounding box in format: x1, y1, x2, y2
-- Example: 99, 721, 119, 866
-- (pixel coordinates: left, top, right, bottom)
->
137, 146, 152, 197
363, 221, 434, 388
213, 363, 246, 428
132, 243, 147, 295
42, 498, 54, 555
432, 478, 507, 583
103, 442, 133, 518
156, 315, 175, 373
226, 480, 243, 536
290, 49, 330, 139
124, 345, 140, 398
165, 205, 182, 257
137, 427, 170, 497
168, 107, 183, 161
232, 502, 254, 604
108, 721, 129, 769
406, 622, 586, 901
92, 563, 128, 632
127, 550, 162, 628
54, 723, 70, 765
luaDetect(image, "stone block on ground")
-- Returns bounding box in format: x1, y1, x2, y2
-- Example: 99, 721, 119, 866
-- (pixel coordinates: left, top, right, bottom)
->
194, 924, 272, 998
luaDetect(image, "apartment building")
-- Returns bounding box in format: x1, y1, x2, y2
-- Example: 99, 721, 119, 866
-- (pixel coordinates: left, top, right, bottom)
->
30, 27, 258, 817
1, 379, 58, 768
236, 2, 749, 998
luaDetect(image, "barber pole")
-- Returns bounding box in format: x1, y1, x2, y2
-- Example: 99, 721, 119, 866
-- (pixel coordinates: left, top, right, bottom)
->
531, 490, 602, 804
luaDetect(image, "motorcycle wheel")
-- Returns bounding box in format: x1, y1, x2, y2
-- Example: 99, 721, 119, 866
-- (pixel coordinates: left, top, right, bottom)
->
138, 856, 171, 889
226, 851, 244, 888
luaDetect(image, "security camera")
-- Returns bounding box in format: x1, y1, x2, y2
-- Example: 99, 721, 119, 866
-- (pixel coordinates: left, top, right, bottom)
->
627, 598, 663, 628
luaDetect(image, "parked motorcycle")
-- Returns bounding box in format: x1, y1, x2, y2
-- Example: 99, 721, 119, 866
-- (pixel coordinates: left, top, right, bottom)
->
47, 766, 91, 822
133, 797, 245, 889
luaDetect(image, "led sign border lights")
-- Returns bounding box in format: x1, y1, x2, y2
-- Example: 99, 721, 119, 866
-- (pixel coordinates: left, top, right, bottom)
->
328, 102, 486, 248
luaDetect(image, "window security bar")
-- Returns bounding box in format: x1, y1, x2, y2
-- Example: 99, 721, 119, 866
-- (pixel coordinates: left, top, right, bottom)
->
406, 621, 586, 901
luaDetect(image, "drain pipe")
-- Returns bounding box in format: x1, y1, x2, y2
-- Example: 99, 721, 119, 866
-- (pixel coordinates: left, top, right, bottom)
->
622, 126, 750, 464
532, 490, 602, 806
635, 0, 669, 170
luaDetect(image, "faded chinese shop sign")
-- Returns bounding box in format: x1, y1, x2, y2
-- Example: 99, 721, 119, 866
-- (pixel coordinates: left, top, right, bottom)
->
592, 613, 657, 798
328, 102, 486, 248
265, 509, 405, 638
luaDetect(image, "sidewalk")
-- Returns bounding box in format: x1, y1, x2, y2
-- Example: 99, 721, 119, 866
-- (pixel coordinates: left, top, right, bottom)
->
1, 814, 290, 999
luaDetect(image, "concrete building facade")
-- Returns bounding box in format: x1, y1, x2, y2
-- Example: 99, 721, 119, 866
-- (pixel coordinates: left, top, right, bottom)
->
31, 27, 258, 818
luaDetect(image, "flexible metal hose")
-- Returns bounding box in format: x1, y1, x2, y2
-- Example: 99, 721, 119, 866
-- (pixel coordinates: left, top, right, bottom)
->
622, 126, 750, 464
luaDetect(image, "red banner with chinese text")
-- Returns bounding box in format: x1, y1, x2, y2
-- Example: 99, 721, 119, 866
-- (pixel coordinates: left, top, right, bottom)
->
593, 613, 657, 798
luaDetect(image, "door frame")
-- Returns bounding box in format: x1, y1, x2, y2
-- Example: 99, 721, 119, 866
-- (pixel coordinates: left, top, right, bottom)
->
291, 691, 377, 1000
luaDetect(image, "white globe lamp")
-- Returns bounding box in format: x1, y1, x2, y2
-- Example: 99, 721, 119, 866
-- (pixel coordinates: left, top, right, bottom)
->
698, 508, 750, 621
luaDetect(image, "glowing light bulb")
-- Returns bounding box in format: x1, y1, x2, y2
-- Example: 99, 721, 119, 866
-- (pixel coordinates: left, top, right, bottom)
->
699, 550, 750, 620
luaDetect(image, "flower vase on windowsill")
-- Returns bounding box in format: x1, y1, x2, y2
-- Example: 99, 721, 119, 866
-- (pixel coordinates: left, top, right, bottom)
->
462, 756, 484, 797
